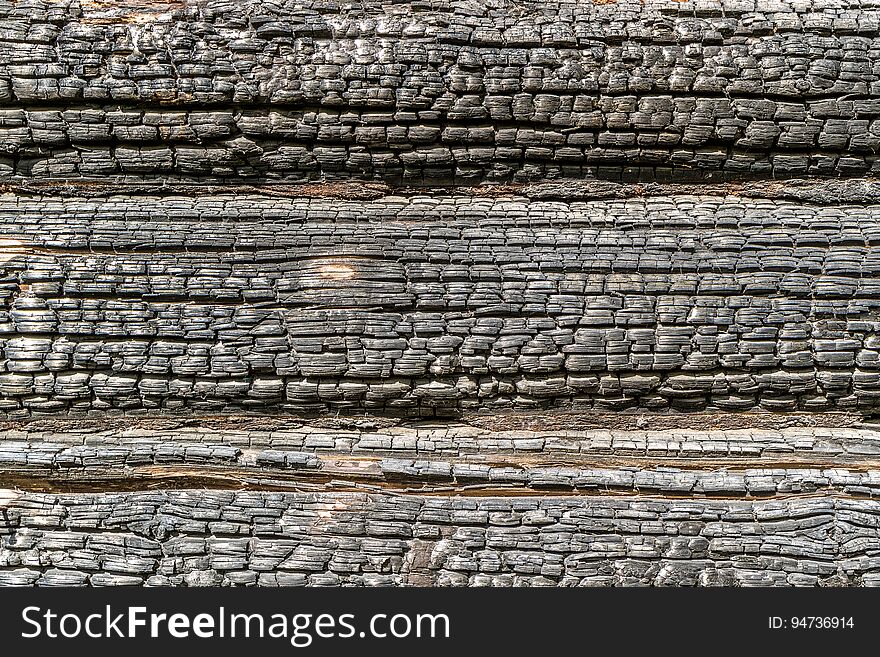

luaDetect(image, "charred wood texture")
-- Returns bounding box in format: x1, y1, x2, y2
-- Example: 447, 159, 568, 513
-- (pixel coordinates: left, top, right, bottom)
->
2, 0, 880, 586
0, 0, 880, 182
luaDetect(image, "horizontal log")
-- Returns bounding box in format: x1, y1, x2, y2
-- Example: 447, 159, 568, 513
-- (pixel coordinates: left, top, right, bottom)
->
3, 420, 880, 496
2, 489, 879, 586
0, 187, 880, 416
1, 0, 880, 181
2, 0, 879, 590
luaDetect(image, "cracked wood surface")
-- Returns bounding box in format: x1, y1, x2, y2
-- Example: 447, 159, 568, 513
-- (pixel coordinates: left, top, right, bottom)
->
3, 489, 880, 587
4, 418, 880, 496
1, 187, 880, 416
3, 0, 880, 586
2, 0, 880, 182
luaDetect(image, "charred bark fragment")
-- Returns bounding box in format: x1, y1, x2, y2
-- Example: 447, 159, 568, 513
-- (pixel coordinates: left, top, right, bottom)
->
2, 0, 880, 586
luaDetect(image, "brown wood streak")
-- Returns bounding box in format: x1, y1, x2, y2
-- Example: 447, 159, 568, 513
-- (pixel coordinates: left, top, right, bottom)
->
1, 0, 879, 589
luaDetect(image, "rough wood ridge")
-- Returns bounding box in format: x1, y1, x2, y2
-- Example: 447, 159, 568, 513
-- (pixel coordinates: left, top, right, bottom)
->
3, 0, 880, 587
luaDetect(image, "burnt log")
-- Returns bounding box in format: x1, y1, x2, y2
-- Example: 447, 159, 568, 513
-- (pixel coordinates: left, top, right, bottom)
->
2, 0, 880, 587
